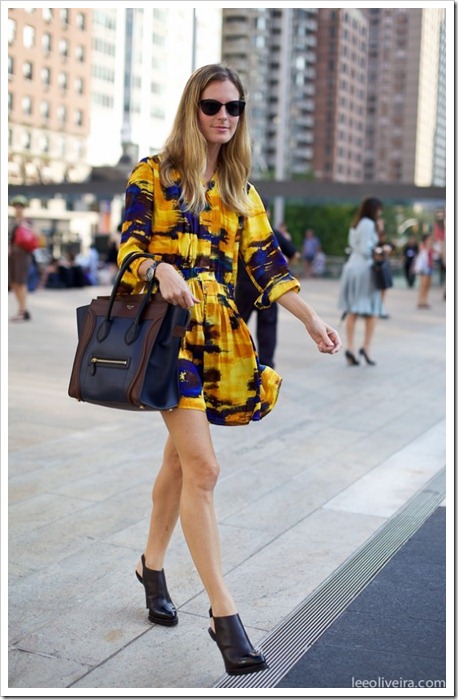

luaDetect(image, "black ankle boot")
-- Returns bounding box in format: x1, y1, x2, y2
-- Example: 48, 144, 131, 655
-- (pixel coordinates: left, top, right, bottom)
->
208, 608, 268, 676
136, 554, 178, 626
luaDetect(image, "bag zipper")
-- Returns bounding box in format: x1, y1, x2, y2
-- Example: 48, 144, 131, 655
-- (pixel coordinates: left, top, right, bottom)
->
89, 357, 129, 375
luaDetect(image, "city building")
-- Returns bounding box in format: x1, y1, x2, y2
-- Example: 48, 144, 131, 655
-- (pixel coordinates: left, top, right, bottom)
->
364, 7, 445, 187
89, 6, 222, 168
432, 12, 446, 187
7, 5, 447, 252
313, 8, 369, 182
8, 6, 222, 181
222, 7, 319, 180
8, 7, 92, 186
221, 7, 446, 188
221, 8, 271, 177
7, 6, 222, 249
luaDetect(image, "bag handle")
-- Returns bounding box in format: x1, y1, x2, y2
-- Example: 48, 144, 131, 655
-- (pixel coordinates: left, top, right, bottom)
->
98, 251, 158, 343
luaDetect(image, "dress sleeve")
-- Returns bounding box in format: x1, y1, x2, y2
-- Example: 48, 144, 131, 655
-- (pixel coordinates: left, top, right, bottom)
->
239, 185, 300, 309
117, 157, 157, 292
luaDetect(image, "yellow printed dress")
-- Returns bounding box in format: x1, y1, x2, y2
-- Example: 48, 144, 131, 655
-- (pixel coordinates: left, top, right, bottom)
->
119, 155, 300, 426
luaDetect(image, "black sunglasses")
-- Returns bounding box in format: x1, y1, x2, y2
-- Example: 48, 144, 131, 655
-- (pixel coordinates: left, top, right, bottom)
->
199, 99, 246, 117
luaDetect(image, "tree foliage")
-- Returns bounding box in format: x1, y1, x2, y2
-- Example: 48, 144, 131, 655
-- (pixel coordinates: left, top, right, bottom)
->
282, 202, 431, 256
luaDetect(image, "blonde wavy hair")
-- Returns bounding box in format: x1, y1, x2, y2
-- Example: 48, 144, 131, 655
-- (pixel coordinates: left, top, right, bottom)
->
160, 64, 253, 217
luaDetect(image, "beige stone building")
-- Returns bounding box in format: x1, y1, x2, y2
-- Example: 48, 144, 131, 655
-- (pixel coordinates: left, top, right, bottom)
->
8, 7, 92, 186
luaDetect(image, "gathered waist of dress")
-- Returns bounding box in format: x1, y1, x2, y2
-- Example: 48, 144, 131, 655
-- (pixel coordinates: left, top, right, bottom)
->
183, 269, 234, 298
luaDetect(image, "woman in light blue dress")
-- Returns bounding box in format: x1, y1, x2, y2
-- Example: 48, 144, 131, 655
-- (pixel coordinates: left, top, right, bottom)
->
338, 197, 383, 366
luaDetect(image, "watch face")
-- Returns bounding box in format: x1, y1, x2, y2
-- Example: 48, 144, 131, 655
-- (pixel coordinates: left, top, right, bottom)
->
146, 263, 156, 281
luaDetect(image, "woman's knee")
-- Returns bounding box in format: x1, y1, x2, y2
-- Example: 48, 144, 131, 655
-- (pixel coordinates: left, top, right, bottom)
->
161, 408, 220, 490
184, 456, 220, 492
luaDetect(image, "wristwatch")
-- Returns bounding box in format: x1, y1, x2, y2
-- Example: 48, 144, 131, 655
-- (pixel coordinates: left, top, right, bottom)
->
145, 261, 158, 283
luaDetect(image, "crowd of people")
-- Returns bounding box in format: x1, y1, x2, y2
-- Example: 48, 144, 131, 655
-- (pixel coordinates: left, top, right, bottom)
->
8, 197, 444, 333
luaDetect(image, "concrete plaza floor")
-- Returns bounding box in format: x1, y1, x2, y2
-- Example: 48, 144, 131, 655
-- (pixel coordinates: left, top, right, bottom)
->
6, 275, 448, 692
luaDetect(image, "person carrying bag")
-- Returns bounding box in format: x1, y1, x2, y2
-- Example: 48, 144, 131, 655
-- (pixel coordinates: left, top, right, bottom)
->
72, 64, 341, 678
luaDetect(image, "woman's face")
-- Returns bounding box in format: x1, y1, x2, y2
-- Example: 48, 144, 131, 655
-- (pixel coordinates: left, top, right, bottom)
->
198, 80, 242, 148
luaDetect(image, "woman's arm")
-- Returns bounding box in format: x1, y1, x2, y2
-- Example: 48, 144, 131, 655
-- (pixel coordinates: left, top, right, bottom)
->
277, 290, 342, 355
119, 158, 198, 307
238, 186, 300, 309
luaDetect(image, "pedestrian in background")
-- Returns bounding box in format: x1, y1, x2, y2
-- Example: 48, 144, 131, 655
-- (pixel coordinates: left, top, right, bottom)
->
403, 235, 419, 288
338, 196, 384, 366
8, 195, 34, 322
376, 227, 395, 319
301, 228, 321, 277
415, 233, 434, 309
118, 63, 341, 677
312, 245, 327, 277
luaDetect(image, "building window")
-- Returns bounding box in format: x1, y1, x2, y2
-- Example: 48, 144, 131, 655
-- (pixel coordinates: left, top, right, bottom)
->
42, 33, 52, 53
41, 67, 51, 86
23, 61, 33, 80
8, 55, 14, 76
39, 135, 50, 153
22, 96, 33, 116
74, 77, 84, 94
60, 9, 69, 26
21, 131, 32, 150
74, 109, 83, 126
42, 8, 53, 22
59, 39, 69, 58
8, 19, 16, 44
76, 12, 86, 30
57, 105, 67, 126
75, 45, 85, 62
23, 25, 35, 48
8, 92, 13, 112
40, 100, 50, 119
58, 72, 68, 90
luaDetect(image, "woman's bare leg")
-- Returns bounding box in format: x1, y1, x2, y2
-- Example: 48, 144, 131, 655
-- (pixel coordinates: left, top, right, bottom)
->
136, 434, 183, 575
418, 275, 431, 306
161, 408, 237, 618
345, 312, 357, 352
12, 283, 28, 314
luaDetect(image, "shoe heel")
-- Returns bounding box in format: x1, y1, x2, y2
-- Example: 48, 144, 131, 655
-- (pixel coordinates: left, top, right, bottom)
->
345, 350, 359, 366
359, 348, 376, 366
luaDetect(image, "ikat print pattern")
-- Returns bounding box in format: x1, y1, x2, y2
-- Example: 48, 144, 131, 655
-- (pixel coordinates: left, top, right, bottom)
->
119, 155, 300, 425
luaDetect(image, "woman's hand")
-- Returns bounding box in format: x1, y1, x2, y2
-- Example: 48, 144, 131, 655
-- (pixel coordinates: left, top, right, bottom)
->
304, 314, 342, 355
277, 290, 341, 355
141, 261, 199, 308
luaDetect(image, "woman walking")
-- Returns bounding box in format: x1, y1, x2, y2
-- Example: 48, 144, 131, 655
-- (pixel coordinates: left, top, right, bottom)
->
118, 63, 341, 677
338, 196, 384, 366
